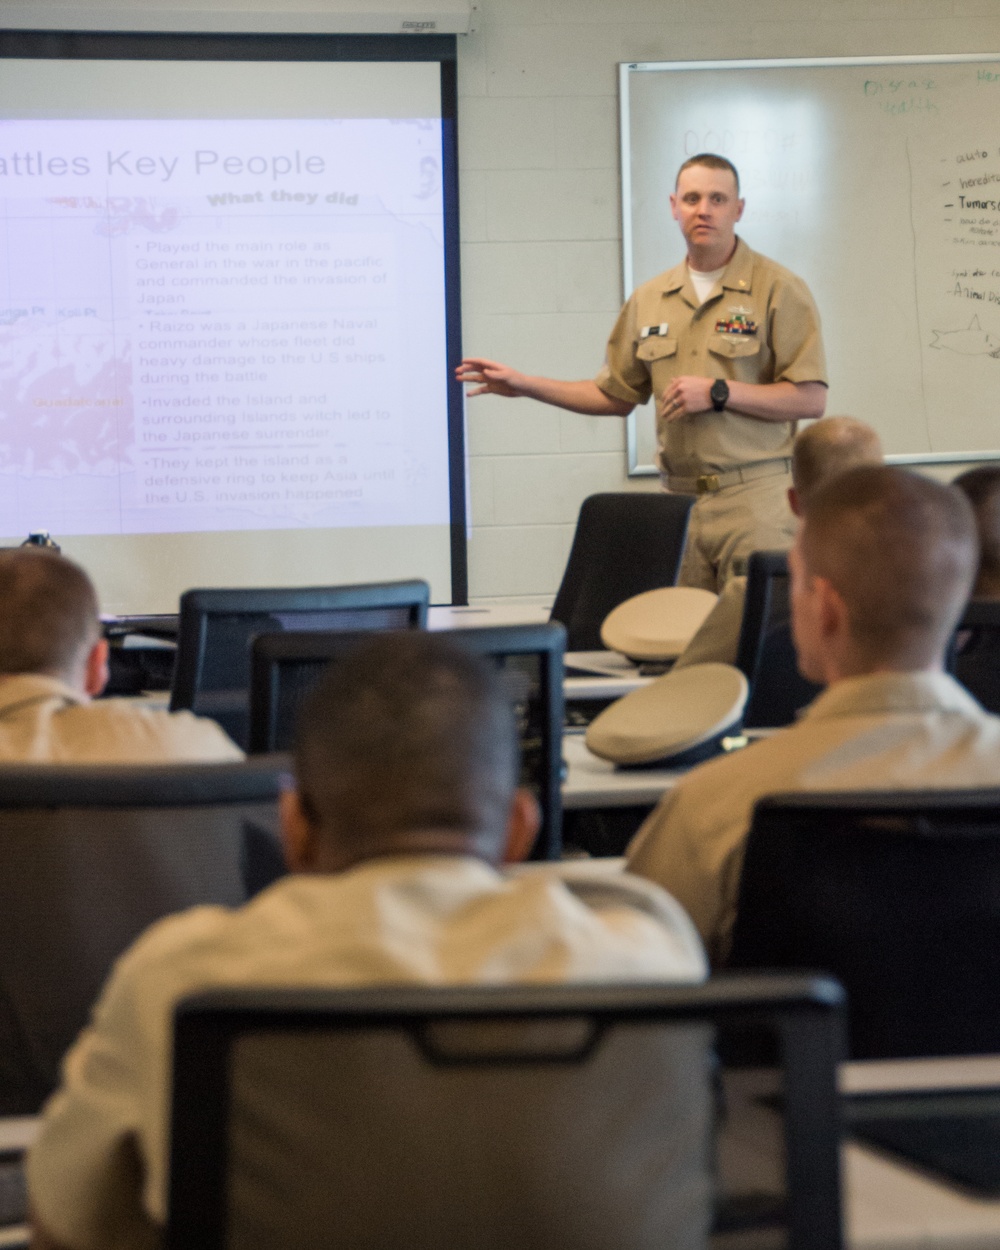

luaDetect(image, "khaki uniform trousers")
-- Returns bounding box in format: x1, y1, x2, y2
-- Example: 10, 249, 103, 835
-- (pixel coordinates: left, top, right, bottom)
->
676, 473, 795, 593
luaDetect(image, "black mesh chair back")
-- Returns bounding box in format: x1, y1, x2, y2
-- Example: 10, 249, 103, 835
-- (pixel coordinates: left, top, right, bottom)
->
168, 976, 845, 1250
549, 492, 695, 651
951, 599, 1000, 713
0, 758, 286, 1113
730, 789, 1000, 1059
249, 623, 565, 861
734, 551, 822, 728
169, 580, 429, 747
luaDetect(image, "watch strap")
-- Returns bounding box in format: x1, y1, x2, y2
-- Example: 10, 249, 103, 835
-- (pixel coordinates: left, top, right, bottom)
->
710, 379, 729, 412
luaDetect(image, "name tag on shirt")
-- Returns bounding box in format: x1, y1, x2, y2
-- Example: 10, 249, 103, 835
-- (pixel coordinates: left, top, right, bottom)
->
640, 323, 669, 339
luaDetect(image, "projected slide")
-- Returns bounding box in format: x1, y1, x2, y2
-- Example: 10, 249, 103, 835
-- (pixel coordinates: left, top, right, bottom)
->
0, 117, 448, 537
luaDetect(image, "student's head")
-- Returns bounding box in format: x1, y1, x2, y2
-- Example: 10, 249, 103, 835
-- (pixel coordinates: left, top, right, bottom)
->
281, 632, 540, 874
790, 466, 977, 684
0, 549, 109, 694
952, 465, 1000, 598
789, 416, 884, 517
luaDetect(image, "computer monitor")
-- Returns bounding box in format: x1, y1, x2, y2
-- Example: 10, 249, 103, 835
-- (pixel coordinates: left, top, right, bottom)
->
169, 580, 430, 748
248, 623, 565, 861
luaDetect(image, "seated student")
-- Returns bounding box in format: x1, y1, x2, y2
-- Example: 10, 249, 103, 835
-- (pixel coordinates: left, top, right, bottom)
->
0, 548, 240, 762
953, 464, 1000, 598
949, 465, 1000, 711
673, 416, 884, 669
27, 632, 706, 1250
627, 465, 1000, 965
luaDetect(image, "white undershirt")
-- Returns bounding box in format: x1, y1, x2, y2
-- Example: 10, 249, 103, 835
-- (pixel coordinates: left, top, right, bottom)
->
688, 263, 725, 305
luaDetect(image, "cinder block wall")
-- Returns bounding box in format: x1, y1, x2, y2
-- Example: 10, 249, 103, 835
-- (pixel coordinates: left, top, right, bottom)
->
459, 0, 1000, 602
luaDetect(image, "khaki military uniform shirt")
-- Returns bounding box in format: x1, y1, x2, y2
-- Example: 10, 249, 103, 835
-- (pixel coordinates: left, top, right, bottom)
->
27, 857, 706, 1247
595, 238, 828, 479
626, 671, 1000, 965
672, 576, 747, 669
0, 674, 242, 763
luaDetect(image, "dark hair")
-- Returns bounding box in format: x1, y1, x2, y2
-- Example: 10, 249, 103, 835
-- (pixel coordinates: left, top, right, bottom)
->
0, 549, 100, 678
953, 465, 1000, 596
676, 153, 740, 194
802, 465, 977, 667
294, 632, 520, 855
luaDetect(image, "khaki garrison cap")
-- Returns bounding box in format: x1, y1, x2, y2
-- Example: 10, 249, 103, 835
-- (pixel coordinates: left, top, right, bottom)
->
586, 663, 748, 768
600, 587, 718, 661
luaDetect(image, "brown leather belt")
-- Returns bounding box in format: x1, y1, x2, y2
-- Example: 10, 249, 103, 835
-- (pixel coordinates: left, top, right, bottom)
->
666, 457, 792, 495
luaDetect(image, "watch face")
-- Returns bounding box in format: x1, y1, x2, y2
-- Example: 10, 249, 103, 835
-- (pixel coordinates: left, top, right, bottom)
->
711, 380, 729, 409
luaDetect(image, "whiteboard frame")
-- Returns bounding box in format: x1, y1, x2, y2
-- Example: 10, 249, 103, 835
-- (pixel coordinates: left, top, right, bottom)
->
619, 54, 1000, 477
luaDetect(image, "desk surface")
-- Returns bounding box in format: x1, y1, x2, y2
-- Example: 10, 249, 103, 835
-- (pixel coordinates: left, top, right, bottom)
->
427, 603, 551, 630
840, 1056, 1000, 1249
723, 1056, 1000, 1250
561, 733, 682, 810
564, 650, 651, 702
564, 673, 650, 702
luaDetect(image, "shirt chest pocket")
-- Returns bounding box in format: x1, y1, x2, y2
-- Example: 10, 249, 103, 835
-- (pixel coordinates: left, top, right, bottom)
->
709, 336, 761, 361
636, 337, 678, 363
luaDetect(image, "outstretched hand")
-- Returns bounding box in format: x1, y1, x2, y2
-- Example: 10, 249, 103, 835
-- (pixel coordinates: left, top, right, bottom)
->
456, 357, 527, 398
456, 359, 633, 417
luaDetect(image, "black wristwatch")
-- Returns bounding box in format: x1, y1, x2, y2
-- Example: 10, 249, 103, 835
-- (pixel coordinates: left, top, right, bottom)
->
710, 379, 729, 412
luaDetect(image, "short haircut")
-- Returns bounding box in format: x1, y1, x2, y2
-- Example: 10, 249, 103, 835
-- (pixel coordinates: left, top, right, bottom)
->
952, 465, 1000, 597
792, 417, 884, 505
676, 153, 740, 195
0, 549, 101, 679
801, 466, 977, 667
294, 632, 521, 857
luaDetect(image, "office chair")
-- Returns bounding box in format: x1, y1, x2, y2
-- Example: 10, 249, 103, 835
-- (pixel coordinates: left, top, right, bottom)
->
951, 599, 1000, 714
169, 580, 429, 748
729, 788, 1000, 1059
734, 551, 822, 728
549, 492, 695, 652
0, 757, 286, 1113
168, 975, 845, 1250
248, 623, 565, 861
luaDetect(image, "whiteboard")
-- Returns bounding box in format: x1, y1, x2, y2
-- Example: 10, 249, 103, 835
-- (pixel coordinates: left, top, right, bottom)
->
621, 55, 1000, 474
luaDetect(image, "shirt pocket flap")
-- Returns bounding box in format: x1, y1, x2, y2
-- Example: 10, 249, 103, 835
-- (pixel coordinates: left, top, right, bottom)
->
636, 337, 678, 363
709, 336, 762, 359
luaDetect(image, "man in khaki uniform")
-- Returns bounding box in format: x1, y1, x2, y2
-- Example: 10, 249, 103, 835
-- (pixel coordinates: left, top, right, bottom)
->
0, 548, 241, 763
28, 633, 706, 1250
627, 466, 1000, 965
673, 416, 884, 669
458, 154, 828, 591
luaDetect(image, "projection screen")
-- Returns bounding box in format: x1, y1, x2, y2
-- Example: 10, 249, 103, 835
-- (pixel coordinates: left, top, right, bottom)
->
0, 33, 465, 612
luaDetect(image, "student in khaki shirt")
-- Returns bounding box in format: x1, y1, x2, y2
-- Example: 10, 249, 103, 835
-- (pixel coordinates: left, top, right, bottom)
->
673, 416, 885, 669
457, 153, 828, 592
28, 633, 707, 1250
949, 466, 1000, 710
953, 464, 1000, 598
0, 548, 240, 763
627, 465, 1000, 965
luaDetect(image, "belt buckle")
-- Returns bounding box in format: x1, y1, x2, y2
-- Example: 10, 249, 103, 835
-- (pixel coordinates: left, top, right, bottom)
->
696, 474, 721, 493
